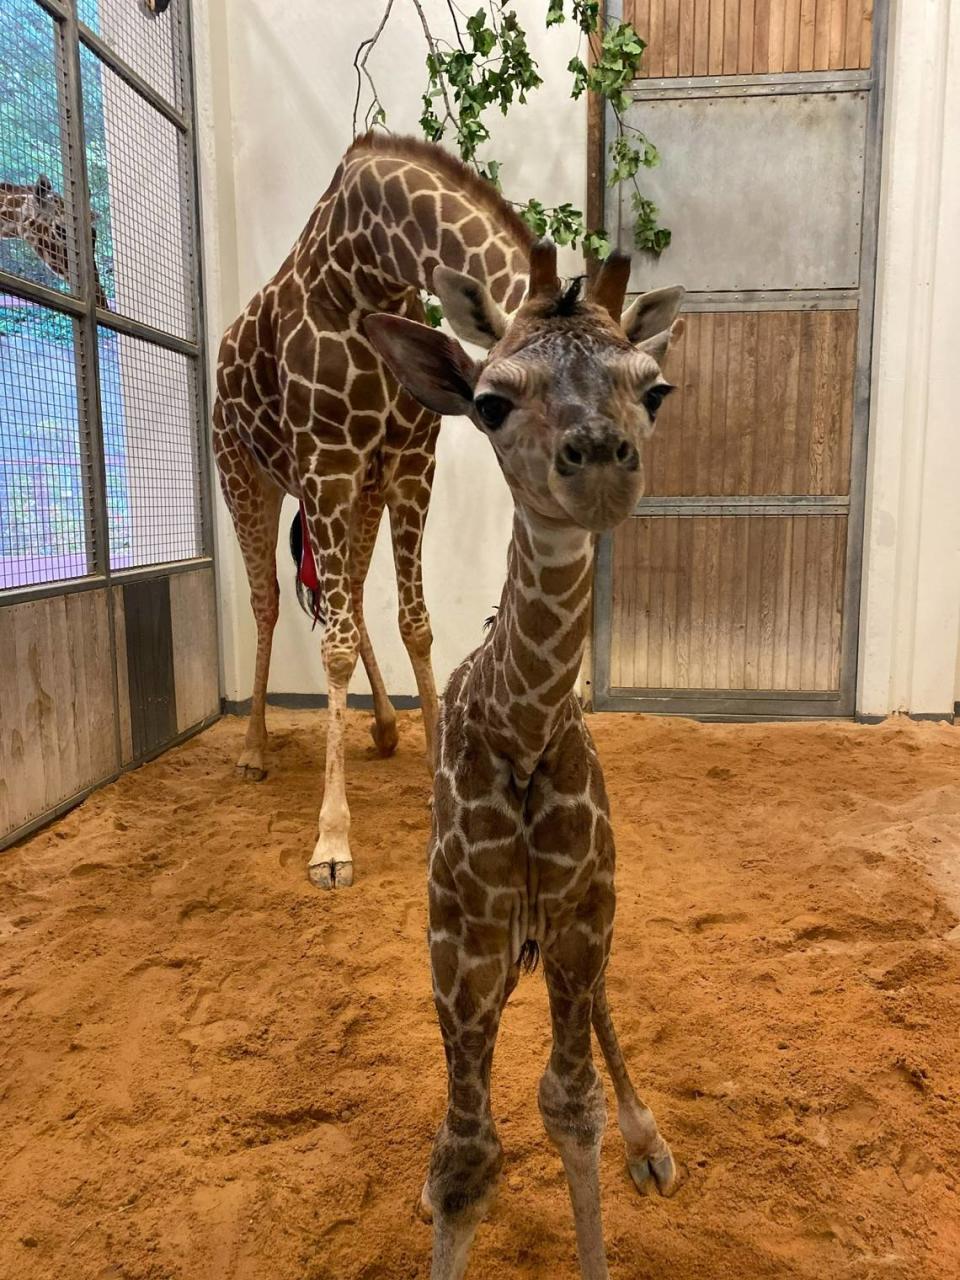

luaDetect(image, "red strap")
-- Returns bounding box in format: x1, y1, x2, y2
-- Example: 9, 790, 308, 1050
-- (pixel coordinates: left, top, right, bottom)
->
298, 500, 320, 592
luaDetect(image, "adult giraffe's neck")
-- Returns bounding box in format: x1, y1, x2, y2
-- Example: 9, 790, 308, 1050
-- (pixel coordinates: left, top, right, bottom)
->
474, 507, 595, 780
303, 135, 531, 315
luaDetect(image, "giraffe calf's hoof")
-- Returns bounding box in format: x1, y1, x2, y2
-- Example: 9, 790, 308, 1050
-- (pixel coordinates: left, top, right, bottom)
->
628, 1149, 679, 1198
415, 1181, 433, 1224
333, 860, 354, 888
370, 719, 399, 757
235, 762, 267, 782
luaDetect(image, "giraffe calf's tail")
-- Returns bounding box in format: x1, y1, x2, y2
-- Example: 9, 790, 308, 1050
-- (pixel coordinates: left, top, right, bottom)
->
289, 506, 326, 628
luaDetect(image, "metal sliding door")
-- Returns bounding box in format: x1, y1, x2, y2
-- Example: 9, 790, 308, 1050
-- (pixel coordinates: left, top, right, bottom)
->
593, 0, 887, 717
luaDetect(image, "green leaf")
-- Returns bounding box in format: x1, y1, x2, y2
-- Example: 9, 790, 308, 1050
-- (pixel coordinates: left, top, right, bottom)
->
546, 0, 565, 27
423, 296, 444, 328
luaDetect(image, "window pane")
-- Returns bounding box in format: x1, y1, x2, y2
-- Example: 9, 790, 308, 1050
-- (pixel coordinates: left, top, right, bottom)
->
0, 1, 75, 297
0, 298, 92, 589
77, 0, 181, 110
99, 329, 202, 570
81, 45, 192, 338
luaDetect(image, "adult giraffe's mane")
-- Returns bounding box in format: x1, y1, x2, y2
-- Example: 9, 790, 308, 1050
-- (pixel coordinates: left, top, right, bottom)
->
347, 131, 535, 253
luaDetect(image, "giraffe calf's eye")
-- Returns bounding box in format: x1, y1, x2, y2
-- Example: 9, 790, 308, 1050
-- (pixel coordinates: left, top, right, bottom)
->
643, 383, 674, 417
473, 393, 512, 430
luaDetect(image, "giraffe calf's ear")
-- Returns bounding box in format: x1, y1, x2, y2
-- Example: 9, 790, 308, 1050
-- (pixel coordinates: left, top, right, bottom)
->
621, 285, 685, 346
636, 318, 685, 366
34, 175, 53, 204
432, 266, 508, 351
363, 313, 478, 417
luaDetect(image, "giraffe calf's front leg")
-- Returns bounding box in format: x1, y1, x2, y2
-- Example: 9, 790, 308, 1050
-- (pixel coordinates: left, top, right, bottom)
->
307, 621, 358, 890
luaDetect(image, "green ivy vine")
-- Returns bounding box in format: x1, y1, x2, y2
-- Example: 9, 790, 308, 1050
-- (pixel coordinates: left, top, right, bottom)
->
353, 1, 669, 277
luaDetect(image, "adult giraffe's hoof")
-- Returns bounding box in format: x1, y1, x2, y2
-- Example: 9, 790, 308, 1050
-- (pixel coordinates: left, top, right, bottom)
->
370, 717, 399, 757
628, 1147, 679, 1198
235, 748, 266, 781
306, 861, 353, 889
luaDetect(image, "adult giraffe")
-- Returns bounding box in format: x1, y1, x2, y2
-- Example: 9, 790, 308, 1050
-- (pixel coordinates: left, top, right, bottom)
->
213, 133, 531, 890
0, 175, 107, 307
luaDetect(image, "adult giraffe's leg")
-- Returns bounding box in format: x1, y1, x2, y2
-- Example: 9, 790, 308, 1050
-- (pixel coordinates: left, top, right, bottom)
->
539, 953, 610, 1280
350, 485, 398, 757
214, 423, 284, 781
592, 979, 678, 1196
386, 442, 439, 766
302, 470, 362, 890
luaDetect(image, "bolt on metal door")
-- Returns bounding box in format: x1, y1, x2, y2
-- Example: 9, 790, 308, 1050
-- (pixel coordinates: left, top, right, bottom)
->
592, 0, 887, 719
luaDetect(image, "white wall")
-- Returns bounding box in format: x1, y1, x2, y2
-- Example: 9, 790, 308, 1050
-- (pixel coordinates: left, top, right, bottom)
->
193, 0, 588, 704
858, 0, 960, 718
194, 0, 960, 718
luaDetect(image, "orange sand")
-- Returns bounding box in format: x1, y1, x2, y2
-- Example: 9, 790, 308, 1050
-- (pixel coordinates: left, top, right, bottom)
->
0, 709, 958, 1279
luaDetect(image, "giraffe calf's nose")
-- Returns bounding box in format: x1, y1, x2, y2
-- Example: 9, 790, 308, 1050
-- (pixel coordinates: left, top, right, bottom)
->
555, 430, 638, 476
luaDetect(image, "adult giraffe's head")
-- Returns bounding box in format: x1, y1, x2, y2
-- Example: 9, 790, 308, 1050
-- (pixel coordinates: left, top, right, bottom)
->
363, 240, 684, 533
15, 175, 108, 309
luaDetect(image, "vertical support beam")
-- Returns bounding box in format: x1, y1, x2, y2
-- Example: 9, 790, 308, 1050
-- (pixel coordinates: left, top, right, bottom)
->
59, 3, 124, 766
858, 0, 960, 717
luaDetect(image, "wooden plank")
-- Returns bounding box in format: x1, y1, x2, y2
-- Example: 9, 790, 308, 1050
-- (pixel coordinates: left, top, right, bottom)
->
813, 0, 831, 68
648, 0, 666, 77
743, 517, 762, 689
169, 567, 219, 732
753, 0, 772, 74
786, 515, 808, 688
800, 516, 822, 688
738, 0, 756, 72
647, 517, 666, 686
663, 0, 681, 75
709, 0, 726, 73
693, 0, 711, 75
798, 0, 817, 69
0, 606, 18, 835
660, 516, 679, 687
634, 519, 651, 687
844, 0, 861, 69
772, 514, 794, 688
724, 0, 741, 73
783, 0, 801, 70
631, 0, 651, 79
737, 312, 759, 495
837, 309, 857, 494
45, 596, 78, 813
675, 516, 694, 686
768, 0, 787, 73
860, 0, 873, 69
814, 516, 839, 687
679, 0, 697, 76
827, 0, 846, 69
13, 604, 46, 827
76, 590, 119, 784
828, 517, 848, 689
809, 311, 831, 494
757, 516, 780, 687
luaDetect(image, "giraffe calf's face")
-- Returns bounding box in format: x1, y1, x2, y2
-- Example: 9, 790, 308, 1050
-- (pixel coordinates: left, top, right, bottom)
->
364, 242, 684, 535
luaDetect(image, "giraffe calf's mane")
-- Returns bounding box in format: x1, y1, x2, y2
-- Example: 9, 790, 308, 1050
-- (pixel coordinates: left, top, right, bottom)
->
347, 130, 535, 253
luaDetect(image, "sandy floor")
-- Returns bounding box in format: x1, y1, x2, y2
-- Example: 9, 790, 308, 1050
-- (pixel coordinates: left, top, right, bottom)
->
0, 709, 958, 1280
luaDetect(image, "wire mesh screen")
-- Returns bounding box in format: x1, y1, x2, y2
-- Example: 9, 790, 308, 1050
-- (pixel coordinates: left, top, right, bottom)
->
0, 1, 75, 298
99, 328, 202, 570
77, 0, 181, 110
0, 297, 92, 589
80, 43, 192, 339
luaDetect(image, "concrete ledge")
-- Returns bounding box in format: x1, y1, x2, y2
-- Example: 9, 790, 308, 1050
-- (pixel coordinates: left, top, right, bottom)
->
855, 711, 956, 725
223, 693, 423, 714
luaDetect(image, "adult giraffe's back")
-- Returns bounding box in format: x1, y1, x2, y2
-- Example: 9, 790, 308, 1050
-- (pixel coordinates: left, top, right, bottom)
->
213, 133, 532, 889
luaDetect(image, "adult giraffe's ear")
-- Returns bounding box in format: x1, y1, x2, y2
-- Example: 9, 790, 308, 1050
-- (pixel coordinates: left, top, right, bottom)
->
621, 286, 685, 347
432, 266, 508, 350
363, 314, 478, 417
34, 175, 54, 206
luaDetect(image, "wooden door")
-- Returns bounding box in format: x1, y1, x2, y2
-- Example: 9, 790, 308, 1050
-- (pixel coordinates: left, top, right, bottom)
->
592, 1, 886, 718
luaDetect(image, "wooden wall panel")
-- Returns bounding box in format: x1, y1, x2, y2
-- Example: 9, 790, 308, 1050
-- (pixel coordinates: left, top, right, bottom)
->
0, 590, 119, 843
626, 0, 873, 73
646, 309, 857, 497
169, 566, 220, 733
610, 514, 846, 691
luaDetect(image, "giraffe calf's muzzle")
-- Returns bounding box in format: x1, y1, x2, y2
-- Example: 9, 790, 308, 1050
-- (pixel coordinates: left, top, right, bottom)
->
549, 426, 643, 532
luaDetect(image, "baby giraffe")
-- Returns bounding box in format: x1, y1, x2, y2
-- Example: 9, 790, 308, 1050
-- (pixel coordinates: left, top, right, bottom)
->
366, 240, 684, 1279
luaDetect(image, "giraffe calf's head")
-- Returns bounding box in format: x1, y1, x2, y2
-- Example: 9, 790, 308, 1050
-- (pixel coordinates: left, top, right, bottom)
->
364, 240, 684, 533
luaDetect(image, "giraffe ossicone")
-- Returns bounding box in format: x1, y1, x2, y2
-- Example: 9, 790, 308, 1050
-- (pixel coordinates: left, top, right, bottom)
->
366, 238, 686, 1279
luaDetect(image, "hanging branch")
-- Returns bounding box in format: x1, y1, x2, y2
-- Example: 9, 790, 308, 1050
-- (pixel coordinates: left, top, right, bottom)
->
352, 0, 396, 136
351, 0, 670, 261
